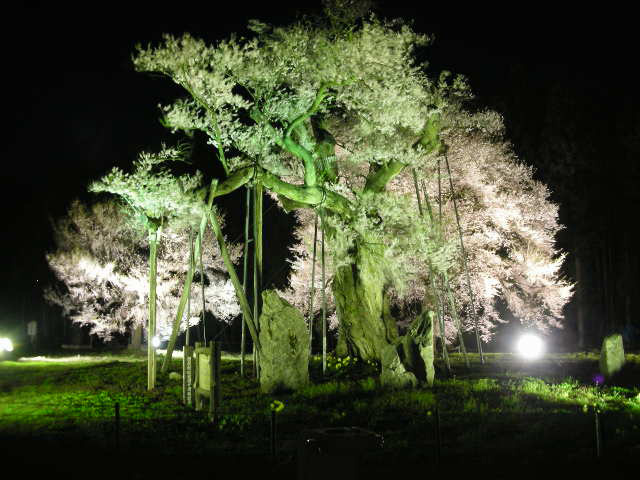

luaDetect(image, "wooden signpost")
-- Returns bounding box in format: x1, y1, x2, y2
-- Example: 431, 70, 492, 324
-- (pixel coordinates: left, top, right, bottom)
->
184, 341, 221, 422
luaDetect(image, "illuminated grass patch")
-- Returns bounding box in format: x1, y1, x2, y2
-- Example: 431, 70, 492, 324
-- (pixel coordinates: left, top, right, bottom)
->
1, 352, 639, 463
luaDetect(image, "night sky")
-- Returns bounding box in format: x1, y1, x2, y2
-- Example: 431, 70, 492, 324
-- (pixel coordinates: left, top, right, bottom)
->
2, 2, 637, 348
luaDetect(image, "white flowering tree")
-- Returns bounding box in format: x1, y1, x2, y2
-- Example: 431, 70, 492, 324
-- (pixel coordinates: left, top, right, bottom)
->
89, 145, 209, 389
46, 200, 241, 342
282, 109, 572, 351
130, 6, 571, 371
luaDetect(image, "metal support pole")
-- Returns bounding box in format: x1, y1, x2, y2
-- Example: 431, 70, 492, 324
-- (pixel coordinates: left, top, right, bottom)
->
114, 402, 120, 451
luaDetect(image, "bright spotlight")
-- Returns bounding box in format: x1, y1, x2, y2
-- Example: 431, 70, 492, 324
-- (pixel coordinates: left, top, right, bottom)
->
0, 338, 14, 352
151, 336, 161, 349
517, 334, 544, 360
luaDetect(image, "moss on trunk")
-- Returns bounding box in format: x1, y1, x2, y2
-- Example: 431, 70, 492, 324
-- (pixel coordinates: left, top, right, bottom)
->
332, 242, 398, 361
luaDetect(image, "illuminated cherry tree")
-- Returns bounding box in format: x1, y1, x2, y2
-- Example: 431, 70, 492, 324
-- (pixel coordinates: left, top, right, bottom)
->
46, 199, 241, 342
129, 4, 571, 370
282, 109, 572, 346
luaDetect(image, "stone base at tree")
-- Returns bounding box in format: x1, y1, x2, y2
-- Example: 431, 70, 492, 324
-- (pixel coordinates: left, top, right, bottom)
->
392, 310, 435, 387
380, 342, 418, 389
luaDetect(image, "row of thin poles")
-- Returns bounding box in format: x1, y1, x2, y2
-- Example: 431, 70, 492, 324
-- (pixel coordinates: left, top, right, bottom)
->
307, 209, 328, 374
182, 154, 480, 378
410, 150, 485, 368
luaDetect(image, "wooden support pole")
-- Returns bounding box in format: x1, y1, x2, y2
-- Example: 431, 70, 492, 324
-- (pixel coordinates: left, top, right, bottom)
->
321, 210, 327, 375
207, 190, 261, 352
194, 341, 202, 411
443, 153, 484, 364
308, 213, 318, 357
414, 167, 468, 368
241, 187, 251, 377
182, 345, 187, 404
200, 231, 207, 344
147, 227, 159, 391
443, 273, 470, 368
186, 228, 193, 348
253, 182, 263, 379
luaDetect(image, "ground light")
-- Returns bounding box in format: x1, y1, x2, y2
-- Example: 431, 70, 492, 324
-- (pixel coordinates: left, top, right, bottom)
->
517, 333, 544, 360
0, 337, 13, 352
151, 336, 161, 349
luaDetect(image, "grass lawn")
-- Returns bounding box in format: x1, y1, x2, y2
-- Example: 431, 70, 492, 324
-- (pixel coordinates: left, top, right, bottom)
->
1, 350, 639, 479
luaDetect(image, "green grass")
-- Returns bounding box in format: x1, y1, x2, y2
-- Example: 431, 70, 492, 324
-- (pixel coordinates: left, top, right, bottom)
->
1, 351, 640, 477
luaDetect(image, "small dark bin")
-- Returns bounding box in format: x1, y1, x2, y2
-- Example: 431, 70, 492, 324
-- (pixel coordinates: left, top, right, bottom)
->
297, 426, 383, 480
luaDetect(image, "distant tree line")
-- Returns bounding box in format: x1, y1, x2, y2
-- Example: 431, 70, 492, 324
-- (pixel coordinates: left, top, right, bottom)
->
488, 65, 640, 348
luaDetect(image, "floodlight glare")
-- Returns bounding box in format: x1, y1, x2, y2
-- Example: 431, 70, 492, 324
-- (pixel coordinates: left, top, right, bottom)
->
517, 334, 544, 360
151, 336, 161, 349
0, 338, 14, 352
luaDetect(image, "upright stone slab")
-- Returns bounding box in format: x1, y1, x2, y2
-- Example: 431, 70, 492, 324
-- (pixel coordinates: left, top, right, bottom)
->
599, 333, 625, 378
380, 343, 418, 389
259, 290, 310, 393
397, 310, 435, 386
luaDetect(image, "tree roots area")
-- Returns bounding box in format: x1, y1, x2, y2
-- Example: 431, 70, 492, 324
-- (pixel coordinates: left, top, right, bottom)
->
1, 351, 640, 479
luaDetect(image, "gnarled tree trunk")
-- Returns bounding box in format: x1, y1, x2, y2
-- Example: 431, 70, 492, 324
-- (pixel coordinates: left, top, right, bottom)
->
332, 242, 398, 361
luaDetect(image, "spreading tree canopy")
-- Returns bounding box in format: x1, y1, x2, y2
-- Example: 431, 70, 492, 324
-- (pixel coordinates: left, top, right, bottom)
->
129, 6, 571, 364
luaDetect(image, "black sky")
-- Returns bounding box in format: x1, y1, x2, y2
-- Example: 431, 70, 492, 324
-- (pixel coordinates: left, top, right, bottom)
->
1, 2, 637, 340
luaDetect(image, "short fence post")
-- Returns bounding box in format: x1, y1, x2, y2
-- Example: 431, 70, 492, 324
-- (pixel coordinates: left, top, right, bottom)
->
208, 341, 221, 423
114, 402, 120, 451
434, 406, 441, 466
270, 409, 277, 459
194, 342, 202, 411
214, 341, 221, 421
595, 410, 602, 458
183, 345, 194, 407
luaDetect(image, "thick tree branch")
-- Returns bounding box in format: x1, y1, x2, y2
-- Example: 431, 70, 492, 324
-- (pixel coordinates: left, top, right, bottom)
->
250, 84, 335, 188
363, 115, 443, 193
363, 160, 406, 193
260, 171, 352, 216
213, 166, 255, 197
285, 83, 333, 139
283, 83, 335, 186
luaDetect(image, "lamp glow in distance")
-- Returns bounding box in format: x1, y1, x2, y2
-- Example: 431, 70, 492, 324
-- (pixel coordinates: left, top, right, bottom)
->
151, 335, 161, 349
0, 338, 13, 352
517, 334, 544, 360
